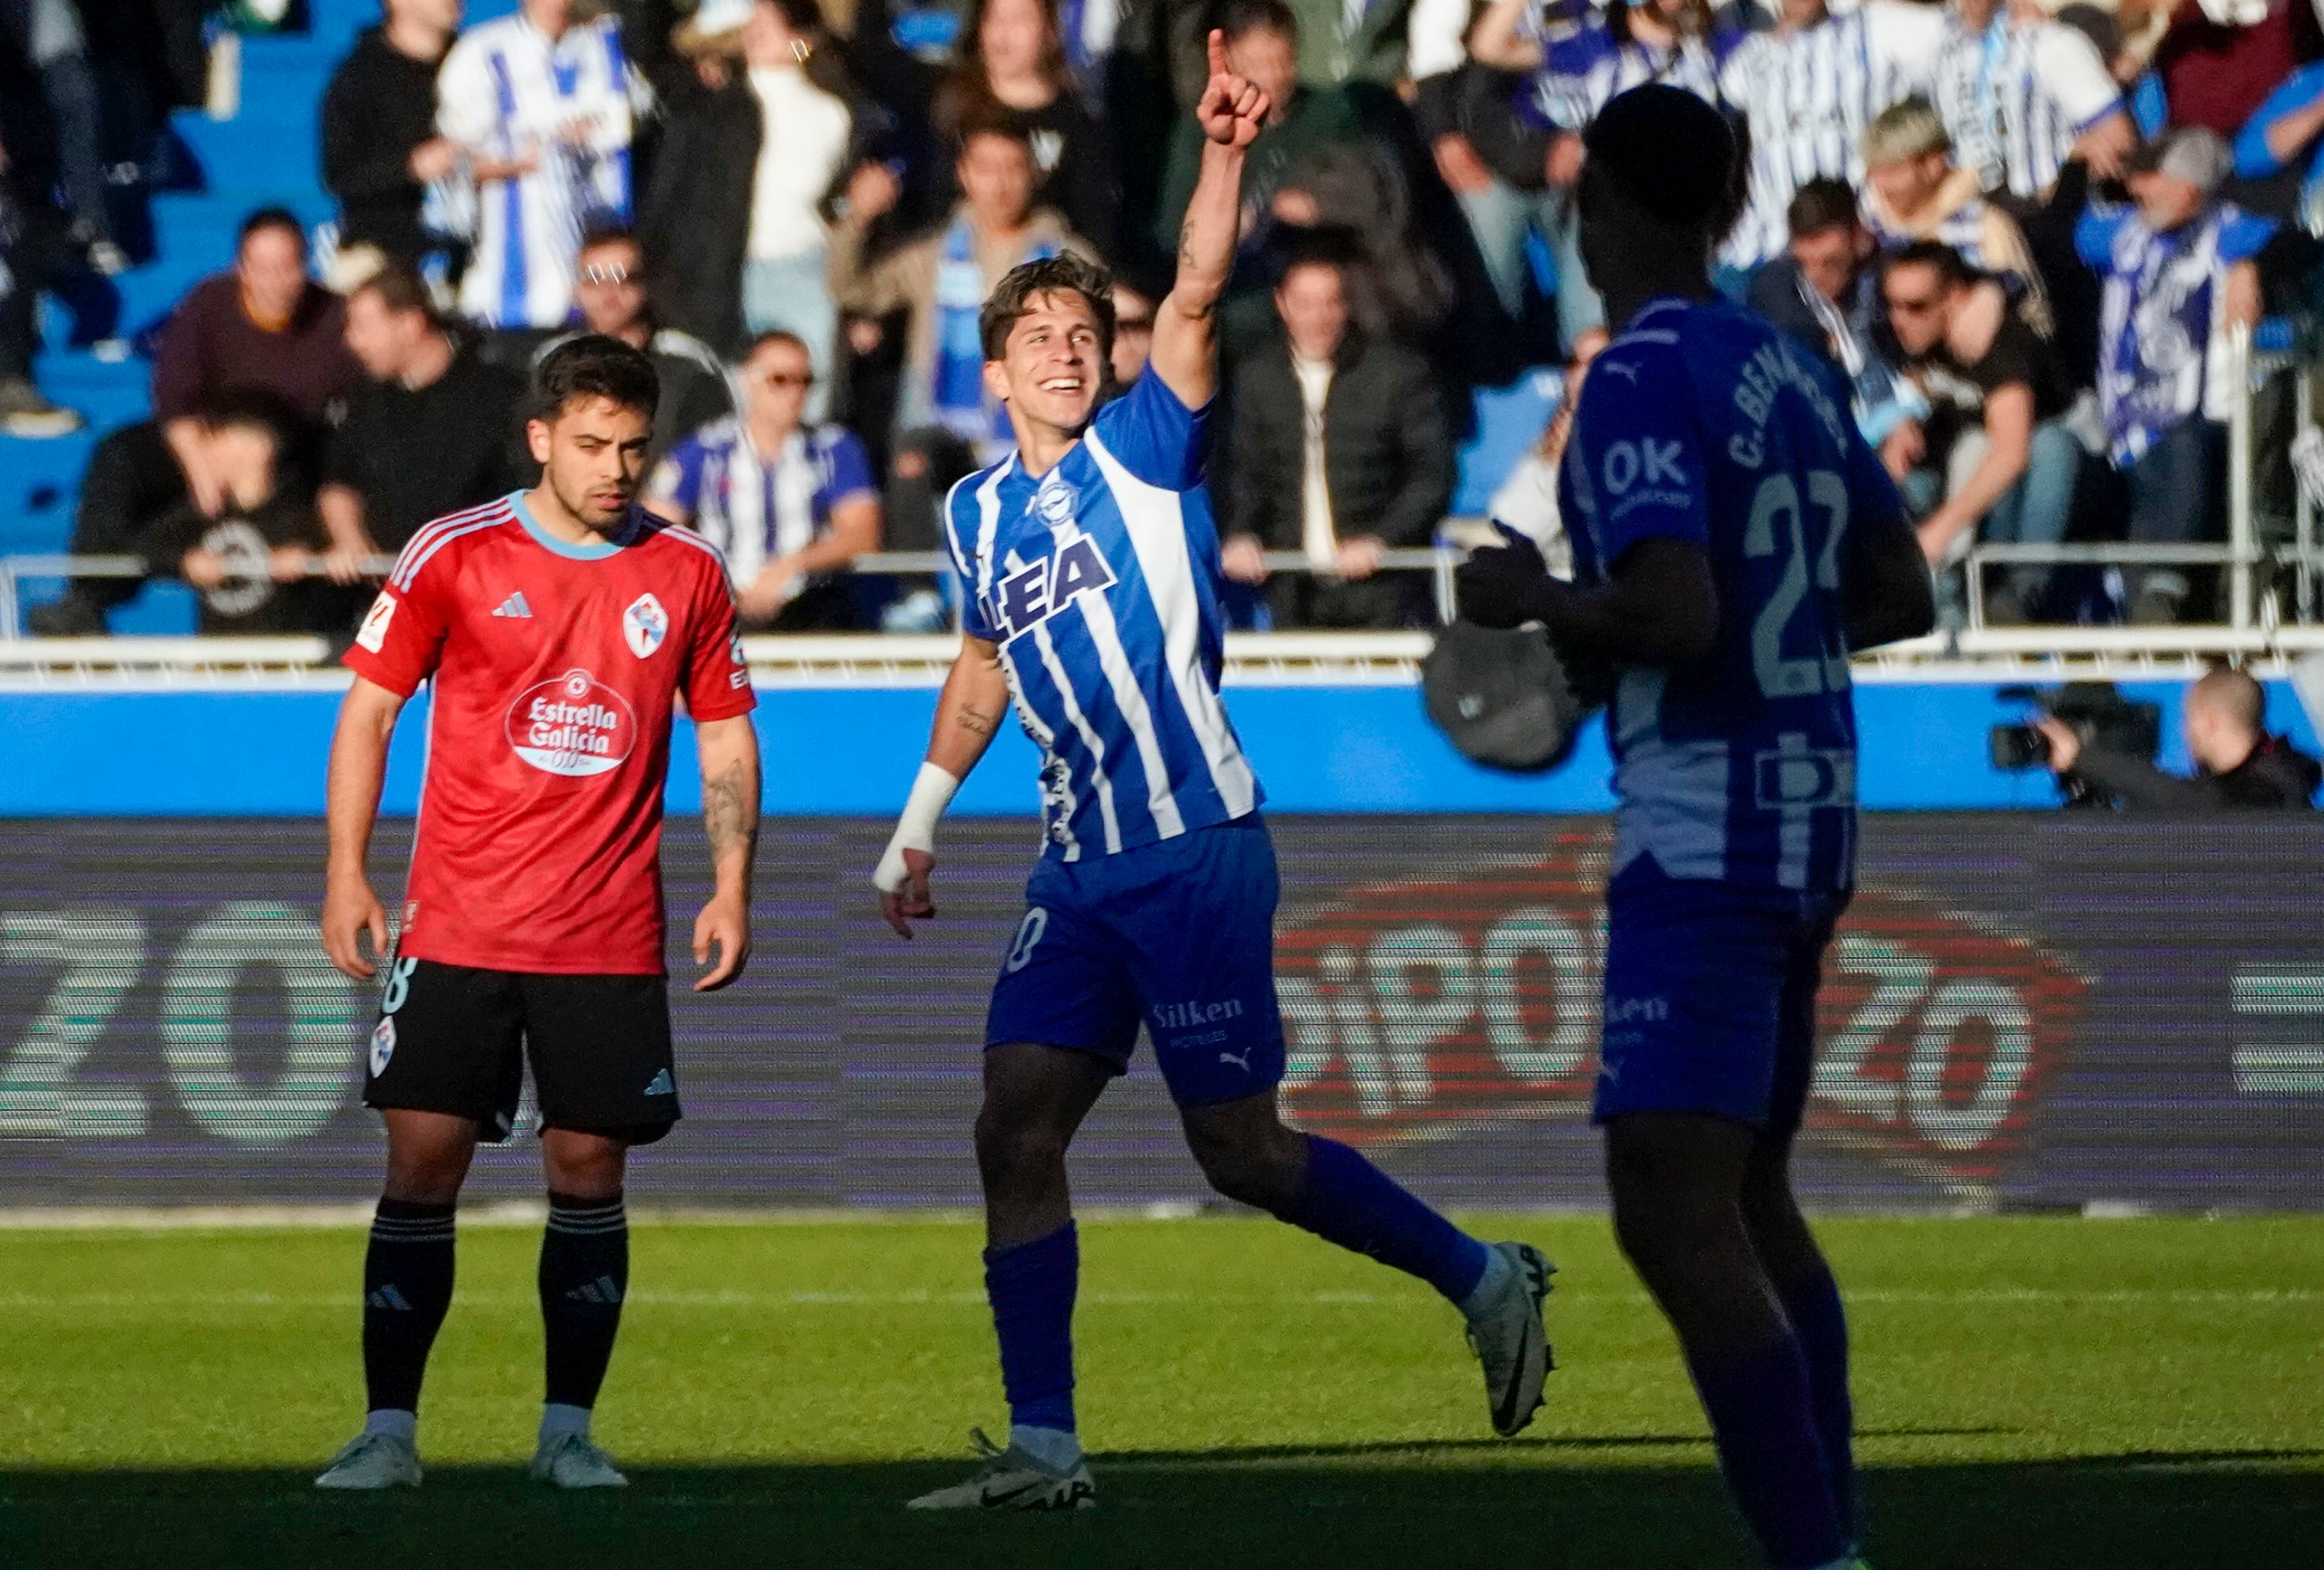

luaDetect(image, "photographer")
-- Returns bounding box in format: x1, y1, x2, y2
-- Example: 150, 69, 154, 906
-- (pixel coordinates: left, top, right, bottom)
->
2038, 669, 2321, 809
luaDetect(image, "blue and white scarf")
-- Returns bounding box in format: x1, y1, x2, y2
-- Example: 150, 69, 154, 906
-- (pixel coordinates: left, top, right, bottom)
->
931, 217, 1063, 462
2098, 207, 2232, 463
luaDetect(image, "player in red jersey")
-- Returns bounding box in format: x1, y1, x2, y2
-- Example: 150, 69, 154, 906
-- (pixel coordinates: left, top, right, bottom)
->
313, 336, 761, 1492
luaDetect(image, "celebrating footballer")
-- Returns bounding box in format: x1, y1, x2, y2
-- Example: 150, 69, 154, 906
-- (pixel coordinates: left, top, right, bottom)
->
315, 335, 761, 1492
869, 30, 1554, 1512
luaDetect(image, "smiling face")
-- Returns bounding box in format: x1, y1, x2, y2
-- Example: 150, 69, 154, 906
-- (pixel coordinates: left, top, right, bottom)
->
529, 394, 652, 531
987, 287, 1103, 435
1868, 150, 1948, 218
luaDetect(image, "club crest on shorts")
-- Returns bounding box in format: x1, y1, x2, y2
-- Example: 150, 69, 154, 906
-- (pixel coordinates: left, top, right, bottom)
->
369, 1017, 397, 1077
622, 592, 668, 658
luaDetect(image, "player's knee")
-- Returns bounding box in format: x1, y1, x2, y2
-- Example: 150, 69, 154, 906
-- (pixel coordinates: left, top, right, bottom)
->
1185, 1120, 1303, 1211
974, 1106, 1068, 1187
382, 1150, 467, 1206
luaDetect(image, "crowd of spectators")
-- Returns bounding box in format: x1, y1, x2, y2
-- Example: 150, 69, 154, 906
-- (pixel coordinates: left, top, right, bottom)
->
10, 0, 2324, 635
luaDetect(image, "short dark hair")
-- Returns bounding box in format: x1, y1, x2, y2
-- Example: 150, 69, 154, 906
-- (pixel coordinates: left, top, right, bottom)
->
534, 333, 660, 423
1217, 0, 1297, 45
349, 263, 439, 325
577, 221, 640, 258
1581, 86, 1744, 243
193, 386, 291, 443
1786, 177, 1861, 241
238, 207, 307, 255
1883, 238, 1972, 292
953, 108, 1035, 161
979, 252, 1116, 363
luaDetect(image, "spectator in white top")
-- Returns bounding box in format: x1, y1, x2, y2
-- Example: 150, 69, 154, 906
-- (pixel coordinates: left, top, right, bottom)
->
645, 329, 882, 629
436, 0, 649, 329
736, 0, 852, 409
1931, 0, 2132, 200
1717, 0, 1945, 272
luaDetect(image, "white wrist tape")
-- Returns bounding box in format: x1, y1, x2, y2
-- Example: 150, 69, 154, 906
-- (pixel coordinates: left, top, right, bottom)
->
873, 762, 960, 893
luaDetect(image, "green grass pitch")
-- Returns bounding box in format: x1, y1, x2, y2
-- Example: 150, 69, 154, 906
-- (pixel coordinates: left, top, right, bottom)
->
2, 1215, 2320, 1568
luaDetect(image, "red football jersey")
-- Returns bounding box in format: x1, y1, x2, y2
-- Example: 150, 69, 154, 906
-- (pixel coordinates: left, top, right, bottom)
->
344, 493, 756, 975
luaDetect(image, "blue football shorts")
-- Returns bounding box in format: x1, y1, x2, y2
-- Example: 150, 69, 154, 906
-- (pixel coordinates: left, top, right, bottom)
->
1592, 857, 1849, 1136
985, 814, 1288, 1108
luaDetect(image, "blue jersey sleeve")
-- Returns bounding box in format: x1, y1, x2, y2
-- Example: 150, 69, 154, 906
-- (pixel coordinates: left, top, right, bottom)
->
942, 475, 1000, 642
815, 428, 879, 511
2075, 207, 2130, 272
1562, 343, 1711, 574
2237, 63, 2324, 178
1090, 372, 1209, 492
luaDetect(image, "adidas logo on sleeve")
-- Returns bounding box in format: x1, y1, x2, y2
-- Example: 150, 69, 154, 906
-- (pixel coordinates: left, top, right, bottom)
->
493, 591, 533, 618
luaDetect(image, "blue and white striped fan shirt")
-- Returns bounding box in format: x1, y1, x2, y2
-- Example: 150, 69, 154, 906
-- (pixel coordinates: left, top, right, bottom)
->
1932, 12, 2123, 200
437, 13, 645, 329
943, 374, 1262, 861
1718, 4, 1944, 269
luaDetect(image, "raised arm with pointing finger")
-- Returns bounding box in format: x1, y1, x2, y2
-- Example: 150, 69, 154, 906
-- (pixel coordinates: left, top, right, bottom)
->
871, 30, 1271, 940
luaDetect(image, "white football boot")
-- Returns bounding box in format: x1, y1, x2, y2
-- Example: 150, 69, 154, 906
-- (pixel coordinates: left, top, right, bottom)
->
528, 1431, 629, 1489
1466, 1240, 1554, 1437
907, 1428, 1096, 1511
314, 1430, 422, 1490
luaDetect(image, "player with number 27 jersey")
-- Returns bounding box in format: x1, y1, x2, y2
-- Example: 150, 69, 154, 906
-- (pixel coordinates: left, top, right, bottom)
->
1561, 295, 1896, 897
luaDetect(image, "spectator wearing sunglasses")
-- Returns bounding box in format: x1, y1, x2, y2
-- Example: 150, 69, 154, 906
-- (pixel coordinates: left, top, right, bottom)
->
527, 225, 739, 463
644, 329, 884, 629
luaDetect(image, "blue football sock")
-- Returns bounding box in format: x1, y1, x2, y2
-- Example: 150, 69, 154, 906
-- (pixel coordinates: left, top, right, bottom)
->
1778, 1265, 1856, 1542
1686, 1333, 1848, 1570
1279, 1135, 1489, 1304
984, 1221, 1078, 1435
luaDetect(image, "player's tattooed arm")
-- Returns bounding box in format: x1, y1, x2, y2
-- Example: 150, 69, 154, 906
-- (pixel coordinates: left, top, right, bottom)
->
927, 637, 1013, 779
693, 715, 760, 990
1151, 29, 1270, 409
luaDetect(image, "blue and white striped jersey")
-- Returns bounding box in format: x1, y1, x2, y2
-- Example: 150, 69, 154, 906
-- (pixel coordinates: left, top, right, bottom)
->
1523, 20, 1736, 133
1718, 4, 1944, 268
437, 12, 645, 329
1932, 12, 2123, 200
944, 373, 1262, 861
649, 419, 877, 590
1558, 297, 1905, 894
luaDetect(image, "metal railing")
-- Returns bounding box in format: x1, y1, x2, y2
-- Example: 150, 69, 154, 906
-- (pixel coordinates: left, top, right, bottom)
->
1961, 323, 2324, 635
0, 544, 1465, 640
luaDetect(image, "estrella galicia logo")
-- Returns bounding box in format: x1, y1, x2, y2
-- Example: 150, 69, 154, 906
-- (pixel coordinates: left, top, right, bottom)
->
992, 534, 1117, 642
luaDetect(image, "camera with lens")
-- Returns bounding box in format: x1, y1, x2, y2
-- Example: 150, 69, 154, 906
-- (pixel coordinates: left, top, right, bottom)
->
1990, 682, 2163, 801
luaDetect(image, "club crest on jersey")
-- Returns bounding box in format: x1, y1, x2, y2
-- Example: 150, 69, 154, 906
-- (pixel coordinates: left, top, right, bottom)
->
369, 1017, 396, 1077
622, 592, 668, 658
505, 667, 637, 777
992, 533, 1117, 641
1032, 477, 1078, 525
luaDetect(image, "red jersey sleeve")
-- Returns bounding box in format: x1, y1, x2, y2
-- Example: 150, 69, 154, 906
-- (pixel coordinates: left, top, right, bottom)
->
342, 548, 453, 697
682, 549, 757, 722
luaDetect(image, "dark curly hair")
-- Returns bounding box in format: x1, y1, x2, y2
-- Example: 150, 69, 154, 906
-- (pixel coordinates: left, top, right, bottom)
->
534, 333, 660, 423
979, 251, 1116, 363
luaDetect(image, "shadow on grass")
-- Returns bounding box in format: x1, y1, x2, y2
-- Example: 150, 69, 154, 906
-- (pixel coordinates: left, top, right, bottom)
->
6, 1445, 2322, 1570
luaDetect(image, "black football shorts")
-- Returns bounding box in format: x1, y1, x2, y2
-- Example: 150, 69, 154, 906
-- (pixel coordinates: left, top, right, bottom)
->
362, 958, 680, 1144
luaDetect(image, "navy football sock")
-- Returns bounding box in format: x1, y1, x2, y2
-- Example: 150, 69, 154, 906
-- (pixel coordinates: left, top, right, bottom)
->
538, 1192, 628, 1411
1777, 1264, 1856, 1542
1278, 1135, 1490, 1304
985, 1222, 1078, 1435
1686, 1333, 1849, 1570
362, 1198, 456, 1416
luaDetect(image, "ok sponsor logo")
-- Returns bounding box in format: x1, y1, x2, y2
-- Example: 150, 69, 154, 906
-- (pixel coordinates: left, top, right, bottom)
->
505, 667, 636, 777
991, 534, 1117, 642
1274, 832, 2086, 1193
